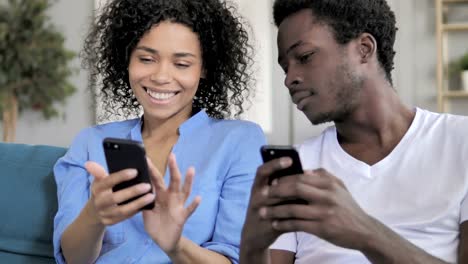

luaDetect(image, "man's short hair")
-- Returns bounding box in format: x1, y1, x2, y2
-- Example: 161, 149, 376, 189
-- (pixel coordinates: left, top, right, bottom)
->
273, 0, 397, 84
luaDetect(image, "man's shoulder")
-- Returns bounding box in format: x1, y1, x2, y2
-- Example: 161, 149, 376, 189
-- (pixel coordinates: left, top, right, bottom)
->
296, 125, 335, 151
417, 108, 468, 132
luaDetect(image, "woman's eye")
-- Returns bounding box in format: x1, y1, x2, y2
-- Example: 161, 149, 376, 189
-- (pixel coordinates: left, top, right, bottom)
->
139, 57, 154, 63
175, 63, 190, 69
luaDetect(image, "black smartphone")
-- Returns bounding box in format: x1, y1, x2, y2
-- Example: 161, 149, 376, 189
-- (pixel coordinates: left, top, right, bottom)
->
260, 145, 307, 205
103, 137, 154, 210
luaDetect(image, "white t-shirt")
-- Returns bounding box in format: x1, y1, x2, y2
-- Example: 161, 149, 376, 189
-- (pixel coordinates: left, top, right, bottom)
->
270, 108, 468, 263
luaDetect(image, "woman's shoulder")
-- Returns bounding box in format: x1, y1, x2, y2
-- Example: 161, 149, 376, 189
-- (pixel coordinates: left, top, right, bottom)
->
210, 118, 265, 136
72, 118, 141, 144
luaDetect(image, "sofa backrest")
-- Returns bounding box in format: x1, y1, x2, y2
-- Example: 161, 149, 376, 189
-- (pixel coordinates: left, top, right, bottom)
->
0, 142, 67, 260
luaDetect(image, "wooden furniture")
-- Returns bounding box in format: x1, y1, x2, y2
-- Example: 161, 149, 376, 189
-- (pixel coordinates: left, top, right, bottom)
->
435, 0, 468, 112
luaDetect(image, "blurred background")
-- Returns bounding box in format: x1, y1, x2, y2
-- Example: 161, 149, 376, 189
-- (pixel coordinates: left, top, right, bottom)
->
1, 0, 468, 147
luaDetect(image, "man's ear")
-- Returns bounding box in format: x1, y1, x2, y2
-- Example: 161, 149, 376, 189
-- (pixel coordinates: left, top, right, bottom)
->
358, 33, 377, 63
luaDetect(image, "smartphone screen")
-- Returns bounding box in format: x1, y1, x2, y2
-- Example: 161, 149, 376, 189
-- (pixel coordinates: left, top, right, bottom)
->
260, 145, 307, 205
103, 137, 154, 210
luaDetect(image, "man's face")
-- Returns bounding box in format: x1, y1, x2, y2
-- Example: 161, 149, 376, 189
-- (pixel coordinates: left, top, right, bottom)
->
277, 9, 364, 125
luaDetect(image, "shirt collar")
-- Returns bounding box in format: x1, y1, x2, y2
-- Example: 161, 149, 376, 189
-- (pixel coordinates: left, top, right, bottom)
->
128, 109, 211, 142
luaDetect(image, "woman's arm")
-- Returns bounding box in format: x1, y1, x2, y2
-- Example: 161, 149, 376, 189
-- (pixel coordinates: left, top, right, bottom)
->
61, 202, 106, 264
167, 237, 231, 264
61, 162, 155, 264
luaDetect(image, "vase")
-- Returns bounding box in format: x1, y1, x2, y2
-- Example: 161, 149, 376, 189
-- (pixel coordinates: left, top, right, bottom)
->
2, 93, 18, 142
462, 70, 468, 91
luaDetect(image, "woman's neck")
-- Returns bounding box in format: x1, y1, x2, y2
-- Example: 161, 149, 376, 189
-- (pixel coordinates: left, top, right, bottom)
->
141, 107, 192, 143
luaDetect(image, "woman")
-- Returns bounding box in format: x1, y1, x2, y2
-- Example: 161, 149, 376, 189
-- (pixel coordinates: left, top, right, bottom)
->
53, 0, 265, 263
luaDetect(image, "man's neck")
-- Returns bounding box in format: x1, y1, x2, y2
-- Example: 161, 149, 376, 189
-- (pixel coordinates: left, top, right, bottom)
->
334, 80, 415, 164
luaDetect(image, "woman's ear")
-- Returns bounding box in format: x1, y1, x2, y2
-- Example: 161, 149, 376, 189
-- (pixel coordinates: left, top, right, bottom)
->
358, 33, 377, 63
201, 68, 207, 79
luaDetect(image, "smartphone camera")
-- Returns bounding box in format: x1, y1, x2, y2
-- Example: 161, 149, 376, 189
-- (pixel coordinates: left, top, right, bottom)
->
104, 142, 119, 150
269, 150, 275, 155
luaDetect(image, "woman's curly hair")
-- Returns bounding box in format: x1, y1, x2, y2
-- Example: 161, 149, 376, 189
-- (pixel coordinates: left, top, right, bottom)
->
273, 0, 397, 85
82, 0, 254, 120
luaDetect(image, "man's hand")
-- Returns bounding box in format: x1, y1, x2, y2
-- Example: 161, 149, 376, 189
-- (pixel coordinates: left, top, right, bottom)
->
260, 168, 376, 251
240, 157, 297, 262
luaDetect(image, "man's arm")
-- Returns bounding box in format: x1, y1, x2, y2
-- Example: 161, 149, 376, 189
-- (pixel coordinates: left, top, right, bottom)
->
270, 249, 295, 264
263, 168, 451, 264
359, 216, 449, 264
458, 221, 468, 263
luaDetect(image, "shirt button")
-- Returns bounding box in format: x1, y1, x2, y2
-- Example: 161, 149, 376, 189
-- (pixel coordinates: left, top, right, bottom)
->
145, 239, 151, 245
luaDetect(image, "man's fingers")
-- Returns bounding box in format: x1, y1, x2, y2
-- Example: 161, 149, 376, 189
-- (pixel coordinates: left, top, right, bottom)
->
271, 219, 320, 234
261, 204, 329, 220
269, 180, 331, 204
254, 157, 293, 187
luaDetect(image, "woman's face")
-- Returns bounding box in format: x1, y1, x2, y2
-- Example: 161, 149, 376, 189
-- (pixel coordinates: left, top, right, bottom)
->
128, 21, 204, 122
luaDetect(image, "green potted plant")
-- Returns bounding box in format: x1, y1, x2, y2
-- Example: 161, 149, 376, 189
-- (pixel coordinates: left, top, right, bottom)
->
450, 51, 468, 91
0, 0, 76, 142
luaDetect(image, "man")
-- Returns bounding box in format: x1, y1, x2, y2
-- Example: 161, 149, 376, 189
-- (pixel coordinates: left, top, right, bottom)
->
240, 0, 468, 263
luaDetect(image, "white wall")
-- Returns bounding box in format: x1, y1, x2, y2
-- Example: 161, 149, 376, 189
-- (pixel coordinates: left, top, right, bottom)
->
4, 0, 467, 147
1, 0, 95, 147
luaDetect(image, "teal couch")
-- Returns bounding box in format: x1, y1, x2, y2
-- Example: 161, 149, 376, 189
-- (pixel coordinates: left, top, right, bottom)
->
0, 142, 67, 263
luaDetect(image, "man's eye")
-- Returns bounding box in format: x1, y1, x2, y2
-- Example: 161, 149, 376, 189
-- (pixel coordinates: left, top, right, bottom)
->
299, 52, 314, 64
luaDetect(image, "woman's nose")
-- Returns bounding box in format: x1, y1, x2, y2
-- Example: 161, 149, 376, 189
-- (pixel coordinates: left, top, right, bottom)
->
150, 63, 172, 84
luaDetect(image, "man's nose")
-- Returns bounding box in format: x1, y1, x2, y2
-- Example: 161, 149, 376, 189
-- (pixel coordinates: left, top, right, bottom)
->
284, 68, 303, 89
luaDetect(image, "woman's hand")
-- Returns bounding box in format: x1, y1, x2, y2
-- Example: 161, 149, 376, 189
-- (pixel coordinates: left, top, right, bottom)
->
143, 153, 201, 255
85, 161, 155, 226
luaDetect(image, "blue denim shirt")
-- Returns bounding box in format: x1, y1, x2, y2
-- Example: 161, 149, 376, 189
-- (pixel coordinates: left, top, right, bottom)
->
53, 110, 266, 264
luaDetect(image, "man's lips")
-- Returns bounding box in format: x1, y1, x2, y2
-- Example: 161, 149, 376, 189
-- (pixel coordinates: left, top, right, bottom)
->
291, 90, 314, 105
290, 90, 315, 110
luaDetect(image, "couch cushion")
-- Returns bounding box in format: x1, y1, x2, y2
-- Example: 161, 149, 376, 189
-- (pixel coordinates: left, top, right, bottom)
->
0, 143, 67, 260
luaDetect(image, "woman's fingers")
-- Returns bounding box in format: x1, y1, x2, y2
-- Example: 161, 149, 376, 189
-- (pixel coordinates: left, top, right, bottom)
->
112, 183, 152, 204
85, 161, 108, 180
167, 153, 182, 192
99, 193, 155, 224
185, 196, 201, 218
182, 167, 195, 200
146, 157, 166, 190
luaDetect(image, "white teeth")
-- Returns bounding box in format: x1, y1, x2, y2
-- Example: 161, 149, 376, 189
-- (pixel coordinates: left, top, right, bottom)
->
146, 89, 176, 100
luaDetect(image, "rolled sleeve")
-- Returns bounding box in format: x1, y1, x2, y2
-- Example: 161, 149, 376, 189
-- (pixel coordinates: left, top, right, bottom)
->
53, 129, 92, 263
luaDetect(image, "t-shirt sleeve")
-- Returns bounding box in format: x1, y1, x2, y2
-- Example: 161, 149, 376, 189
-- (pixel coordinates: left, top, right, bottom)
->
202, 124, 266, 264
53, 129, 92, 264
269, 232, 298, 253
